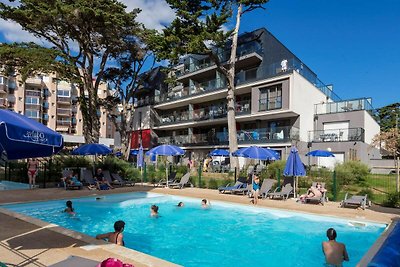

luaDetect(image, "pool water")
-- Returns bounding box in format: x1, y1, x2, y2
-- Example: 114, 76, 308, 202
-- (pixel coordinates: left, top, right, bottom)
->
0, 180, 30, 190
4, 192, 385, 267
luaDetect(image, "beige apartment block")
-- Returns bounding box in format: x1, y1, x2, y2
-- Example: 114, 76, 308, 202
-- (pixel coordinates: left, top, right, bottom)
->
0, 71, 115, 146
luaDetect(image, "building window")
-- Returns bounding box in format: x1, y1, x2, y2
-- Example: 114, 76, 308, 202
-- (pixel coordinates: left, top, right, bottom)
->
245, 68, 257, 81
0, 76, 7, 85
57, 89, 71, 97
259, 84, 282, 111
25, 97, 40, 105
25, 110, 39, 118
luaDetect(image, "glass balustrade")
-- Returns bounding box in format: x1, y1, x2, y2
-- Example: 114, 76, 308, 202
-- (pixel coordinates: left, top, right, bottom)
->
308, 128, 365, 142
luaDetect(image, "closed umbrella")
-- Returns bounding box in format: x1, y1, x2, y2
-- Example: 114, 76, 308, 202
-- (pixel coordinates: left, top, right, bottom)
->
284, 147, 306, 198
0, 110, 63, 159
146, 144, 185, 187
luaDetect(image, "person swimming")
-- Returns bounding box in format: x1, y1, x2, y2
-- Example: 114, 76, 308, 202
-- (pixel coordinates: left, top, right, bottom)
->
322, 228, 349, 266
177, 202, 184, 207
96, 220, 125, 246
201, 199, 210, 208
150, 205, 159, 217
63, 200, 75, 215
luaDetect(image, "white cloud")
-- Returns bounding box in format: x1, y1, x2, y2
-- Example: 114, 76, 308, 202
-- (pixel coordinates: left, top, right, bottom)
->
0, 19, 45, 43
121, 0, 175, 30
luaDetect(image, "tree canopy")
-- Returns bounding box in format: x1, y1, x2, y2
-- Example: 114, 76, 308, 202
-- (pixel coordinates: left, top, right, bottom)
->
373, 102, 400, 132
0, 0, 143, 143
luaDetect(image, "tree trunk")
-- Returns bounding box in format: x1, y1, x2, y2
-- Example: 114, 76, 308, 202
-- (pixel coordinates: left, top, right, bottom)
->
79, 76, 100, 144
226, 4, 242, 170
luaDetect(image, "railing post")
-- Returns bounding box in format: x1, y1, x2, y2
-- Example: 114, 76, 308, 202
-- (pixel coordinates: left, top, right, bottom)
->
277, 168, 281, 188
198, 165, 202, 188
143, 162, 147, 183
234, 167, 237, 182
333, 170, 337, 202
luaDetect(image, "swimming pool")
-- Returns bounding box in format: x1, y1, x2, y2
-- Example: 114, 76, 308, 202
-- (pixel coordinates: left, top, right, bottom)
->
0, 180, 30, 190
4, 192, 386, 267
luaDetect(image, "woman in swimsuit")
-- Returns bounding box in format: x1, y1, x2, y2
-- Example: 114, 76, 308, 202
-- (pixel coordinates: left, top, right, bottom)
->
96, 220, 125, 246
63, 200, 75, 215
252, 175, 261, 205
27, 158, 39, 189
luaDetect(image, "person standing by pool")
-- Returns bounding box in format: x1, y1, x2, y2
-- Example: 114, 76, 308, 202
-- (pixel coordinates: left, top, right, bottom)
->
252, 175, 260, 205
322, 228, 349, 266
96, 220, 125, 246
27, 158, 39, 189
150, 205, 159, 217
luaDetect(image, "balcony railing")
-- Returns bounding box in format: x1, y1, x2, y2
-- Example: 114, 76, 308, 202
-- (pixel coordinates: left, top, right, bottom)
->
0, 98, 7, 107
25, 90, 41, 97
57, 96, 71, 103
177, 42, 262, 78
308, 128, 365, 143
156, 101, 251, 126
157, 126, 299, 146
57, 108, 71, 115
56, 120, 71, 126
314, 98, 373, 115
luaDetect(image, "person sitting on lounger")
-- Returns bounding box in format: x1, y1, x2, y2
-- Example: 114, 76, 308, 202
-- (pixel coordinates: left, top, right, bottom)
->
201, 199, 210, 208
94, 168, 114, 190
96, 220, 125, 246
298, 183, 324, 203
322, 228, 349, 266
150, 205, 159, 217
64, 172, 82, 188
64, 200, 75, 215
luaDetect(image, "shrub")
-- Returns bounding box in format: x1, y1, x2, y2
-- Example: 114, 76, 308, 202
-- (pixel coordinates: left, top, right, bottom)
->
334, 161, 370, 185
208, 178, 218, 189
266, 160, 286, 179
61, 156, 92, 168
383, 192, 400, 208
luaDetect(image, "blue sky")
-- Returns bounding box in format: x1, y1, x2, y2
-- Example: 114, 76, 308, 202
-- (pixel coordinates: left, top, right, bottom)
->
238, 0, 400, 108
0, 0, 398, 108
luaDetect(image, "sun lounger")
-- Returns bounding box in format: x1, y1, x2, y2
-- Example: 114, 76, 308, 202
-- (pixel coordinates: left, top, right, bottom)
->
156, 171, 177, 187
168, 172, 190, 189
61, 169, 82, 190
111, 173, 135, 186
268, 183, 293, 200
259, 179, 276, 199
82, 169, 96, 186
218, 181, 246, 194
49, 255, 99, 267
305, 182, 327, 205
232, 183, 252, 195
341, 193, 368, 210
102, 170, 121, 186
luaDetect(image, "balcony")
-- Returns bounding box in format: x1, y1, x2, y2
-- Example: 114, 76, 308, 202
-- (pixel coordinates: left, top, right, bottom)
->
157, 126, 299, 146
43, 114, 49, 121
57, 108, 71, 116
0, 84, 7, 94
314, 98, 373, 115
56, 120, 71, 126
0, 98, 7, 108
135, 96, 155, 108
308, 128, 365, 143
156, 101, 251, 126
43, 101, 49, 109
57, 96, 71, 104
25, 104, 41, 110
176, 42, 262, 80
25, 77, 43, 86
26, 90, 41, 97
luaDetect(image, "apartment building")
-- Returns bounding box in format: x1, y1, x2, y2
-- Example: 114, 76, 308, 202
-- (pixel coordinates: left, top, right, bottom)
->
0, 72, 115, 147
132, 28, 381, 167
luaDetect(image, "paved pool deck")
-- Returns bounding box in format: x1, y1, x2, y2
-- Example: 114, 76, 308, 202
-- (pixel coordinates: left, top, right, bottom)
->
0, 186, 399, 266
